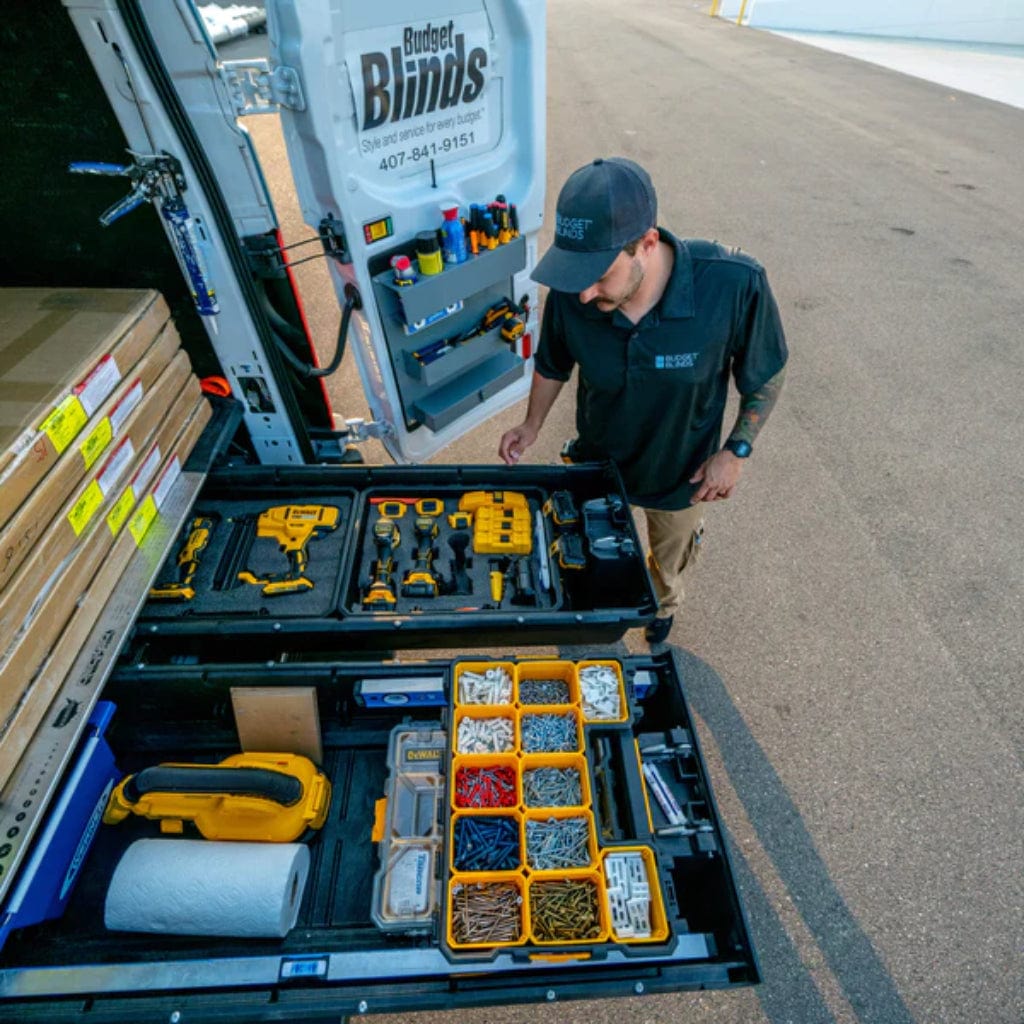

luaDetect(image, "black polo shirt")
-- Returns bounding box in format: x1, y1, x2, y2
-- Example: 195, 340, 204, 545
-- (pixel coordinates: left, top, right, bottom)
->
534, 229, 788, 510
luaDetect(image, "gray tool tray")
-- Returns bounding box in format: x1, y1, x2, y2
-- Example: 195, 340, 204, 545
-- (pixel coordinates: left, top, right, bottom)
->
129, 462, 658, 660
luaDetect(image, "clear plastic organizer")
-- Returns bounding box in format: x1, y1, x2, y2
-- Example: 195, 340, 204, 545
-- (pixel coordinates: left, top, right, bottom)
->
371, 723, 446, 934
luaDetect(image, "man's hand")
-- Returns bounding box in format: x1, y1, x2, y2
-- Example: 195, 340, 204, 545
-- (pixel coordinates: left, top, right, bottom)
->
690, 450, 744, 502
498, 423, 539, 465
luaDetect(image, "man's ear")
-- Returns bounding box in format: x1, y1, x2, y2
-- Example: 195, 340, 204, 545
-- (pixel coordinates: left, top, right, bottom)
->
641, 227, 660, 254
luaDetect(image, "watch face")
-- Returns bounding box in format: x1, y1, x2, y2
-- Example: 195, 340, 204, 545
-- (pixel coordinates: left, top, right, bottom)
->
729, 440, 752, 458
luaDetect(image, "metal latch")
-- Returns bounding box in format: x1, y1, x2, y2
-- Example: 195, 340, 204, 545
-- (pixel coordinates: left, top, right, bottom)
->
220, 59, 306, 116
344, 418, 393, 442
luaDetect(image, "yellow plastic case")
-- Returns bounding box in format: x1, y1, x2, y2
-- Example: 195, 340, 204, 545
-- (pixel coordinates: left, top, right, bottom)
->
450, 753, 520, 810
517, 705, 583, 755
447, 873, 529, 949
453, 661, 516, 707
523, 807, 598, 873
514, 659, 579, 706
576, 659, 629, 724
600, 846, 670, 944
527, 871, 609, 946
520, 752, 591, 810
452, 706, 516, 755
443, 659, 669, 957
449, 808, 524, 875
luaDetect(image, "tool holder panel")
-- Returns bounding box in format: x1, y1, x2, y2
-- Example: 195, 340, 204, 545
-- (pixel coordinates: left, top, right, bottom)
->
370, 238, 528, 433
128, 463, 657, 659
401, 324, 510, 388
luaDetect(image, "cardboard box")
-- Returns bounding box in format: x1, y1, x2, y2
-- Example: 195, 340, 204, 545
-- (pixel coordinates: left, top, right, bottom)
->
0, 323, 181, 583
0, 288, 169, 491
0, 353, 195, 643
0, 397, 212, 786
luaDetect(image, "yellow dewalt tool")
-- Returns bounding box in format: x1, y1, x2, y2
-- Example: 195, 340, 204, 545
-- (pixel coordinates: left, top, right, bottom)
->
489, 562, 505, 603
237, 504, 339, 596
459, 490, 532, 555
363, 516, 400, 607
103, 752, 331, 843
402, 516, 439, 598
149, 515, 215, 601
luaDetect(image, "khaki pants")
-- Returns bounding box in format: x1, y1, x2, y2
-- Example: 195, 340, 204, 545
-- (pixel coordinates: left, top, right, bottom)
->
640, 504, 704, 620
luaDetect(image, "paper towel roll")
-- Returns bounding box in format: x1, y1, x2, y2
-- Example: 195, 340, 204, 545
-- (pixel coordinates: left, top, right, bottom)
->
105, 839, 310, 938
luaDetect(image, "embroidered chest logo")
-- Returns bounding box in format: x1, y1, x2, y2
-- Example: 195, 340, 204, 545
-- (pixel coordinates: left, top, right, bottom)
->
654, 353, 699, 369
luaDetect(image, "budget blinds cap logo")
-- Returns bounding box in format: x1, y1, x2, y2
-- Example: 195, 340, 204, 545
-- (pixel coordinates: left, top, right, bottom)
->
347, 15, 493, 171
556, 216, 593, 242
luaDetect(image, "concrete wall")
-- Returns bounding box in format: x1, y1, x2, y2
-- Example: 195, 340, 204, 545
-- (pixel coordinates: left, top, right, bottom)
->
715, 0, 1024, 46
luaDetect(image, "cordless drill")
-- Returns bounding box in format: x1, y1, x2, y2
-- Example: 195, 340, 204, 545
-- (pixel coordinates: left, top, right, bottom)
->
236, 505, 338, 596
363, 517, 400, 607
401, 515, 440, 598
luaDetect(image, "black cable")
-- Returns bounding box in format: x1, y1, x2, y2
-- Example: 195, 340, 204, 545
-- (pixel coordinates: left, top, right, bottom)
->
264, 285, 360, 380
271, 250, 328, 271
275, 236, 322, 253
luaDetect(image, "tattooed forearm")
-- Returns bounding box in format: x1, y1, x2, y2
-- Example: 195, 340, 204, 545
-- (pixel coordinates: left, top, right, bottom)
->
727, 366, 787, 446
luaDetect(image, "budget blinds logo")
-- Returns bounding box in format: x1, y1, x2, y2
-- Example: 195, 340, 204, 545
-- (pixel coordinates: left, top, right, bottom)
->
655, 353, 699, 369
347, 16, 492, 173
555, 215, 593, 242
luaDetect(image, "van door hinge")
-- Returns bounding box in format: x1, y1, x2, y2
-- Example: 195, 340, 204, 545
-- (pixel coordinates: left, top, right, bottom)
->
344, 418, 393, 442
220, 60, 305, 116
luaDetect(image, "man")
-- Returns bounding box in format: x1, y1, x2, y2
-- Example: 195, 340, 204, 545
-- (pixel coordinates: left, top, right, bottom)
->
498, 157, 787, 643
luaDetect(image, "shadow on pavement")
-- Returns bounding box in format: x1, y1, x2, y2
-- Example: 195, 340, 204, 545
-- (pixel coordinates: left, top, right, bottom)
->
670, 646, 915, 1024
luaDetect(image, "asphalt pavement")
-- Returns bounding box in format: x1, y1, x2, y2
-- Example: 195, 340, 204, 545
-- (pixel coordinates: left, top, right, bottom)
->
238, 2, 1023, 1021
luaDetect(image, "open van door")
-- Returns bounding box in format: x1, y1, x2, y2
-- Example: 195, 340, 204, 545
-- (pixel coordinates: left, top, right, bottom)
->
66, 0, 546, 465
267, 0, 546, 462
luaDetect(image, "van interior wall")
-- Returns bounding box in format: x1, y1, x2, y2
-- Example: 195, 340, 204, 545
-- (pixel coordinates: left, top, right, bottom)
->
0, 1, 219, 379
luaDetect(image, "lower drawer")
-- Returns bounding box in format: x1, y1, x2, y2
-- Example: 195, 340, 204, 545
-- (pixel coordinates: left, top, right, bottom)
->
0, 653, 757, 1022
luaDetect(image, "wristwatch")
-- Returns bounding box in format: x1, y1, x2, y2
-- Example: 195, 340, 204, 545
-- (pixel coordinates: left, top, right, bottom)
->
724, 439, 752, 459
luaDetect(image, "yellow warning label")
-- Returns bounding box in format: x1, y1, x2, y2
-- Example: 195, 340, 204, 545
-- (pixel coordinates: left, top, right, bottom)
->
106, 487, 137, 536
129, 495, 158, 546
40, 395, 88, 455
80, 417, 113, 470
68, 480, 103, 536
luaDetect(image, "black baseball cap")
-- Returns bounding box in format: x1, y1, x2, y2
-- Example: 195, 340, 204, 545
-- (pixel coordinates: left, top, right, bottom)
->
532, 157, 657, 293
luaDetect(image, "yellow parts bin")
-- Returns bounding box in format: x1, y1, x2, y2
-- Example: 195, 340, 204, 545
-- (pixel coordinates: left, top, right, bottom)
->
237, 504, 339, 596
458, 490, 531, 555
103, 752, 331, 842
